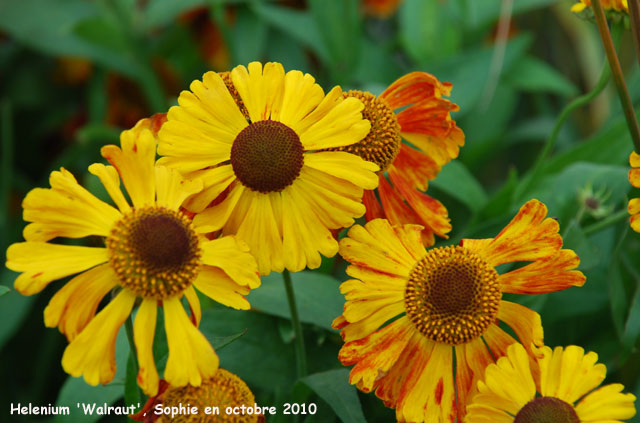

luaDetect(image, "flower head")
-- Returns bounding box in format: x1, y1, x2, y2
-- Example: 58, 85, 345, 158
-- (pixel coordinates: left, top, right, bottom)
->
157, 61, 379, 275
132, 368, 263, 423
571, 0, 628, 13
629, 151, 640, 232
466, 342, 636, 423
333, 200, 585, 422
330, 72, 464, 245
5, 116, 260, 396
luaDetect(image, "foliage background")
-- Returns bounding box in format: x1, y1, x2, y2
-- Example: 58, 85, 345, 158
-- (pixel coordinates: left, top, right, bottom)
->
0, 0, 639, 422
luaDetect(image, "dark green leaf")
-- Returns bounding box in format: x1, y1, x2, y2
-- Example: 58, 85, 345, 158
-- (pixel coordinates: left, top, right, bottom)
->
0, 269, 36, 351
247, 271, 344, 331
230, 7, 268, 65
506, 56, 579, 97
0, 285, 9, 297
301, 369, 366, 423
622, 284, 640, 349
430, 161, 488, 213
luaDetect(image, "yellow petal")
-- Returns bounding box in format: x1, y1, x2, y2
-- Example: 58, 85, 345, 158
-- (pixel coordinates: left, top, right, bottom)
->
497, 301, 544, 351
299, 97, 371, 150
7, 242, 108, 295
304, 152, 379, 190
101, 128, 156, 208
134, 299, 159, 396
200, 236, 260, 289
154, 165, 203, 210
293, 86, 344, 134
630, 168, 640, 188
182, 165, 235, 213
193, 266, 251, 310
184, 286, 201, 326
193, 182, 245, 233
231, 62, 285, 122
61, 289, 136, 386
88, 163, 131, 213
44, 263, 117, 341
630, 151, 640, 167
163, 296, 218, 387
575, 383, 637, 421
22, 168, 121, 241
340, 300, 406, 342
278, 70, 324, 128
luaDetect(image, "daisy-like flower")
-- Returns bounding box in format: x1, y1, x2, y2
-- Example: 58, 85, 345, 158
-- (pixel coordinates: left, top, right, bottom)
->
466, 342, 636, 423
5, 116, 260, 396
629, 151, 640, 232
157, 61, 379, 275
571, 0, 628, 13
332, 199, 586, 422
132, 368, 263, 423
328, 72, 464, 245
363, 0, 404, 17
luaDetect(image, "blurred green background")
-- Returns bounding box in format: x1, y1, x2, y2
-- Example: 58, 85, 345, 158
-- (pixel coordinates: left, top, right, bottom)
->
1, 0, 639, 422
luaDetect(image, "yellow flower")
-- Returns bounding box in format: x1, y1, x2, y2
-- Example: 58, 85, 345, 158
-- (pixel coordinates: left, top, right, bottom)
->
333, 199, 586, 422
132, 368, 263, 423
329, 72, 464, 246
157, 61, 379, 275
466, 342, 636, 423
629, 151, 640, 232
571, 0, 628, 13
5, 116, 260, 396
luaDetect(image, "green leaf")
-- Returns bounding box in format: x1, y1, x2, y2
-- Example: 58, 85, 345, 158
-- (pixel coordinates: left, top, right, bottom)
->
465, 0, 558, 29
55, 329, 131, 422
622, 284, 640, 349
124, 352, 141, 409
430, 161, 488, 213
0, 0, 138, 76
247, 271, 344, 331
251, 2, 329, 62
301, 369, 366, 423
230, 7, 268, 65
562, 220, 601, 271
399, 0, 462, 63
0, 285, 9, 297
506, 56, 579, 97
0, 269, 36, 351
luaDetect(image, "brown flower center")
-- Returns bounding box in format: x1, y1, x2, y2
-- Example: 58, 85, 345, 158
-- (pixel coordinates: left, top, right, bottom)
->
107, 206, 201, 299
159, 369, 260, 423
404, 245, 501, 345
230, 120, 304, 193
327, 90, 401, 172
514, 397, 580, 423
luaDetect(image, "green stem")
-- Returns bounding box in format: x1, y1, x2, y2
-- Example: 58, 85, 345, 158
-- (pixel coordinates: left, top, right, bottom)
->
516, 63, 610, 199
583, 208, 629, 235
282, 270, 307, 379
124, 315, 143, 400
592, 0, 640, 154
628, 0, 640, 68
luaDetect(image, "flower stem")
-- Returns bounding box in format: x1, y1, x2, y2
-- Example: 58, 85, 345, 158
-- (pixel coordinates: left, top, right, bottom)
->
627, 0, 640, 68
583, 208, 630, 235
591, 0, 640, 154
282, 270, 307, 379
515, 63, 610, 199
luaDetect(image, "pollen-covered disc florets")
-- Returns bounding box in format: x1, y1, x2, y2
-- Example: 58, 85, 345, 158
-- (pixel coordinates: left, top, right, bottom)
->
404, 245, 501, 345
230, 120, 304, 193
329, 90, 401, 172
107, 206, 201, 299
160, 369, 259, 423
514, 397, 580, 423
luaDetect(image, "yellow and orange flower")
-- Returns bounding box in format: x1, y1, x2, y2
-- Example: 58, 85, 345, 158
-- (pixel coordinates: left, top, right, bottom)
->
330, 72, 464, 246
629, 151, 640, 232
466, 342, 636, 423
333, 200, 585, 422
132, 368, 263, 423
363, 0, 404, 18
571, 0, 628, 13
157, 61, 379, 275
5, 116, 260, 396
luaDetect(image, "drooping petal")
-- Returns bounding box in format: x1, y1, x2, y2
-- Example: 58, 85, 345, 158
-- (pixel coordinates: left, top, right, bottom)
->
184, 286, 201, 326
193, 266, 251, 310
497, 301, 544, 350
482, 324, 519, 363
499, 249, 585, 294
22, 168, 121, 242
380, 72, 452, 109
7, 243, 108, 295
163, 296, 219, 387
340, 300, 406, 343
101, 128, 156, 208
363, 188, 385, 220
44, 263, 117, 341
134, 299, 159, 396
199, 235, 260, 289
61, 289, 136, 386
455, 337, 496, 421
193, 182, 245, 233
390, 144, 440, 191
154, 166, 203, 211
182, 165, 236, 213
339, 317, 415, 392
461, 199, 562, 267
